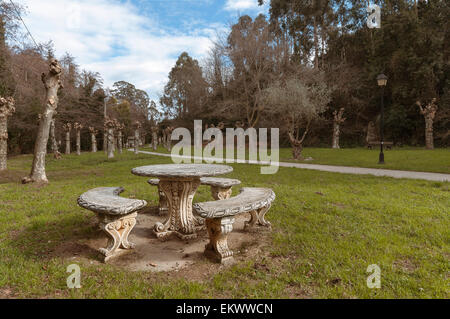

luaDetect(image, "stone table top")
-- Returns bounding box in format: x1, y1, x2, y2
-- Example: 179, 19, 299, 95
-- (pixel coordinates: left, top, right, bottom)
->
131, 164, 233, 178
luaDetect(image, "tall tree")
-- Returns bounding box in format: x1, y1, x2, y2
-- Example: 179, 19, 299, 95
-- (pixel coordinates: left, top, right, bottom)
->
22, 59, 63, 184
160, 52, 207, 120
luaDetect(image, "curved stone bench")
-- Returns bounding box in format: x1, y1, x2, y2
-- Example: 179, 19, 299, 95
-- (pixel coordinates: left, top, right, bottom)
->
193, 187, 275, 265
200, 177, 241, 200
77, 187, 147, 262
147, 177, 241, 215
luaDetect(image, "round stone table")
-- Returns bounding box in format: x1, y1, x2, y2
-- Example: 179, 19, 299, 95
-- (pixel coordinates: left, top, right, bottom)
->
131, 164, 233, 240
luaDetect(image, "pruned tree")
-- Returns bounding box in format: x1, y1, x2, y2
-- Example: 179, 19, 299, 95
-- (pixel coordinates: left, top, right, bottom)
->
88, 126, 98, 152
164, 125, 174, 151
49, 118, 61, 159
22, 59, 63, 184
62, 122, 72, 155
105, 117, 115, 159
133, 121, 141, 155
73, 122, 83, 155
114, 120, 124, 154
151, 125, 158, 151
262, 71, 330, 160
332, 107, 345, 149
0, 96, 14, 170
417, 98, 438, 149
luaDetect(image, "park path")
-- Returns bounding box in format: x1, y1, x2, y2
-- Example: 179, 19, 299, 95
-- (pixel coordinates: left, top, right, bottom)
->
132, 149, 450, 182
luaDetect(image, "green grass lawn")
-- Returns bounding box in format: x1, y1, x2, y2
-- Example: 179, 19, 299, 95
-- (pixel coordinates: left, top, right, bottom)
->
140, 145, 450, 174
0, 151, 449, 298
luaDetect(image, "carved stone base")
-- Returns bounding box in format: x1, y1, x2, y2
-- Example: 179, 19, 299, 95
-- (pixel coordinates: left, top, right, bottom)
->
157, 186, 169, 216
153, 178, 204, 240
244, 204, 272, 231
204, 217, 235, 265
97, 212, 137, 262
210, 186, 232, 200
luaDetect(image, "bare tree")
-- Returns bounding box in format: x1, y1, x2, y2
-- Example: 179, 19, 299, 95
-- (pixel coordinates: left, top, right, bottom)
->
332, 108, 345, 149
22, 59, 63, 184
262, 73, 330, 160
0, 96, 14, 170
417, 98, 438, 149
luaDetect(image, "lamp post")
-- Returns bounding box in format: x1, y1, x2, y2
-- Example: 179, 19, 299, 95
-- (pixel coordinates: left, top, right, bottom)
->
377, 74, 388, 164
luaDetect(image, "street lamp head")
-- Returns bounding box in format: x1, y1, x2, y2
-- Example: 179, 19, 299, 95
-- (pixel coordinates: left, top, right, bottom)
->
377, 74, 388, 87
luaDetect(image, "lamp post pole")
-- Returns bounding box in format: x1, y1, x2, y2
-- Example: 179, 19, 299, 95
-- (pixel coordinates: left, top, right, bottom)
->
379, 85, 385, 164
376, 74, 387, 164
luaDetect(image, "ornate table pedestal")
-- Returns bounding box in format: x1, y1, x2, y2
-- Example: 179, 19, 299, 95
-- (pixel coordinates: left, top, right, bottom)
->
153, 177, 205, 240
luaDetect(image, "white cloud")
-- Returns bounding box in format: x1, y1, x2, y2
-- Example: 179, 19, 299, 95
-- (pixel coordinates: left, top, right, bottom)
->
224, 0, 260, 11
15, 0, 218, 101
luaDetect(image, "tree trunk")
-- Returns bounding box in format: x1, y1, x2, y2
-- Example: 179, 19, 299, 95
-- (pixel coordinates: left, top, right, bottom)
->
134, 129, 139, 155
107, 128, 114, 159
76, 130, 81, 155
91, 133, 97, 152
22, 59, 62, 184
425, 117, 434, 150
74, 123, 82, 156
152, 132, 158, 151
291, 143, 303, 160
313, 16, 319, 69
0, 97, 15, 171
118, 130, 122, 154
103, 130, 107, 154
65, 131, 70, 154
49, 119, 61, 159
332, 122, 340, 149
417, 99, 437, 150
332, 108, 345, 149
0, 116, 8, 170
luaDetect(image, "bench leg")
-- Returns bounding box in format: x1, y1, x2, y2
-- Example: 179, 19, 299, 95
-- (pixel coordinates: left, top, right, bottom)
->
244, 204, 272, 231
157, 185, 169, 216
210, 186, 232, 200
98, 213, 137, 262
204, 217, 235, 265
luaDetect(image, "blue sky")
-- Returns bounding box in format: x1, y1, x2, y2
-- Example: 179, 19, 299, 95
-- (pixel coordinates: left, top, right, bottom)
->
15, 0, 269, 102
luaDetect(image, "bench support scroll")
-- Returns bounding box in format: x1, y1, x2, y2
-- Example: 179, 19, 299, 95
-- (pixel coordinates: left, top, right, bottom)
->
205, 217, 235, 265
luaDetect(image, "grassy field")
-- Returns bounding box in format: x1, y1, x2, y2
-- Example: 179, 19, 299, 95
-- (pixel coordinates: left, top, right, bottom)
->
141, 146, 450, 174
0, 151, 449, 298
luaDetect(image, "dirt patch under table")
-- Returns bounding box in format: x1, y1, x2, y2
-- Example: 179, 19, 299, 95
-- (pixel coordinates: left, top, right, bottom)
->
79, 208, 272, 273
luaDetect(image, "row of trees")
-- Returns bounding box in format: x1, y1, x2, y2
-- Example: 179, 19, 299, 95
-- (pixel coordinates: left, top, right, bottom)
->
0, 2, 158, 160
160, 0, 449, 155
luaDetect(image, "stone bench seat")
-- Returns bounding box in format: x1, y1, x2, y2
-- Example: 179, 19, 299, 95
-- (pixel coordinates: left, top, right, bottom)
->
147, 177, 241, 215
192, 187, 275, 265
77, 187, 147, 262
